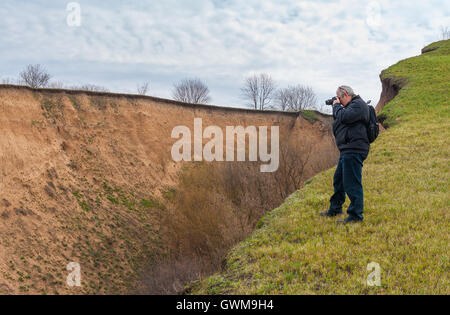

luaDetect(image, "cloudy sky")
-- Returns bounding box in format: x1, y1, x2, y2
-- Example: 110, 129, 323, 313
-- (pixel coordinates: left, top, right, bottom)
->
0, 0, 448, 109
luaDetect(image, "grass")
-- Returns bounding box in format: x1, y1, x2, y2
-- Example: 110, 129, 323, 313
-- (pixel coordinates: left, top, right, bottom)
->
300, 110, 320, 123
189, 40, 450, 294
68, 95, 81, 110
61, 182, 166, 294
141, 197, 166, 210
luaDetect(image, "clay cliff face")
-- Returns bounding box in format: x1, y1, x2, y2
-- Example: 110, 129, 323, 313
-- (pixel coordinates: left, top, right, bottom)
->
0, 85, 338, 294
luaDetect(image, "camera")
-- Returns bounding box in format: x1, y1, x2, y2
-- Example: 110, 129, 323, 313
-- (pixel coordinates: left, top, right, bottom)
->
325, 96, 337, 105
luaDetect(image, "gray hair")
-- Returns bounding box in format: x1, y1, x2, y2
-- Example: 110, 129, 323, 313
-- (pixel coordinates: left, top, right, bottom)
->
337, 85, 355, 97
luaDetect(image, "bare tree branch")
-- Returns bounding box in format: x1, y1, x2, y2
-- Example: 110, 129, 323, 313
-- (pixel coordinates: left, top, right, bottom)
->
1, 78, 18, 85
19, 64, 51, 88
48, 81, 65, 89
69, 84, 110, 92
275, 88, 291, 111
172, 78, 211, 104
276, 85, 317, 111
137, 82, 150, 95
241, 73, 276, 110
272, 140, 315, 199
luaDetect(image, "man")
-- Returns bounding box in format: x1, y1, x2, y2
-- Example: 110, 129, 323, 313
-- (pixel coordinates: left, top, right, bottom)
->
321, 86, 370, 224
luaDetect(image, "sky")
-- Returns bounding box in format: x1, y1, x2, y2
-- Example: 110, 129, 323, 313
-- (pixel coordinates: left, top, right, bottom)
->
0, 0, 449, 111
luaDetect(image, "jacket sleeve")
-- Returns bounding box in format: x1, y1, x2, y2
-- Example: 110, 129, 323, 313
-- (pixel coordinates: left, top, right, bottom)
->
333, 102, 364, 124
332, 103, 342, 120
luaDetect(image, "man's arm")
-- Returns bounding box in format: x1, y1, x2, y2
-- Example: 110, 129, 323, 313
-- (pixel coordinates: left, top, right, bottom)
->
332, 103, 342, 120
333, 102, 364, 124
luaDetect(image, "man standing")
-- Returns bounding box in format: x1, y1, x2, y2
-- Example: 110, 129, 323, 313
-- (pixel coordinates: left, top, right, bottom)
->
321, 86, 370, 223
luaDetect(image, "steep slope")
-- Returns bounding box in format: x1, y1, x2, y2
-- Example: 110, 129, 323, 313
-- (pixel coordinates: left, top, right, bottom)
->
190, 40, 450, 294
0, 86, 338, 294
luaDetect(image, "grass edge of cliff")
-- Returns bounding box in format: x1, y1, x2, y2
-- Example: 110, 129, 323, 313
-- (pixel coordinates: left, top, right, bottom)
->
187, 39, 450, 295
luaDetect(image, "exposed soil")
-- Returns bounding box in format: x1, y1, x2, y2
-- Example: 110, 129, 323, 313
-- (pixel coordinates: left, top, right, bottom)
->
0, 85, 338, 294
375, 77, 406, 114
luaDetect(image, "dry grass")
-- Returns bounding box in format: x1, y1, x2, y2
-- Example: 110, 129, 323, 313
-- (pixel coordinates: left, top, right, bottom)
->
137, 131, 338, 294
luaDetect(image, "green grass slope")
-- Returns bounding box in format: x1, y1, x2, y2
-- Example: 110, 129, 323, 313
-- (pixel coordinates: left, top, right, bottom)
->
190, 40, 450, 294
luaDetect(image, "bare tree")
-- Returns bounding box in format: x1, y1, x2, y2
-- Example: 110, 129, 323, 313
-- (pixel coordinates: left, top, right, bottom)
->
241, 73, 276, 110
172, 78, 211, 104
19, 64, 51, 88
48, 81, 65, 89
272, 139, 314, 199
1, 78, 18, 85
276, 85, 317, 111
137, 82, 150, 95
69, 84, 109, 92
275, 88, 291, 111
441, 26, 450, 40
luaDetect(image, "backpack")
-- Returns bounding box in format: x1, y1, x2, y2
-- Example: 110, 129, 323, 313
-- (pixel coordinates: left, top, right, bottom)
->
366, 105, 379, 143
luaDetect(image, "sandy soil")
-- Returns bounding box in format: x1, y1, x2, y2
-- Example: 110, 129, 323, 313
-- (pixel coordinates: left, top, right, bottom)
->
0, 86, 337, 294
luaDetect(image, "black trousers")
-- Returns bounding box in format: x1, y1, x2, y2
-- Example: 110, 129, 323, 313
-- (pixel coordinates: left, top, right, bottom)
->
328, 153, 367, 220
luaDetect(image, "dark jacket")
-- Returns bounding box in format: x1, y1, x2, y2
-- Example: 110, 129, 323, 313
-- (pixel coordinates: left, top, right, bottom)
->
332, 95, 370, 157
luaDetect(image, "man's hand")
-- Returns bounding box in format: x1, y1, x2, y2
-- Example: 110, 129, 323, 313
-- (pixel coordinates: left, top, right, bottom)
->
333, 97, 340, 105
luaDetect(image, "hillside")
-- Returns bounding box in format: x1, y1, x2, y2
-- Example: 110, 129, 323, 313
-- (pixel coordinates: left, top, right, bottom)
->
189, 40, 450, 294
0, 85, 338, 294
